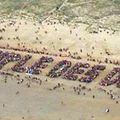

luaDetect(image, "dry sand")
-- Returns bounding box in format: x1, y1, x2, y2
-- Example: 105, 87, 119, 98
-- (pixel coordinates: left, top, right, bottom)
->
0, 17, 120, 120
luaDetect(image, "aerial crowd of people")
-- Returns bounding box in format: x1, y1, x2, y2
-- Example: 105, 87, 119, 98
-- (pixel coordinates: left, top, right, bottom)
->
48, 61, 107, 83
27, 56, 54, 74
80, 64, 106, 83
0, 50, 21, 69
0, 49, 119, 88
12, 54, 32, 73
48, 60, 71, 78
100, 67, 120, 88
63, 62, 90, 81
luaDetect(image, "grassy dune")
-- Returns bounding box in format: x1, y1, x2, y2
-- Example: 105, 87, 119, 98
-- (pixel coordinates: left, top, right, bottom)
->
0, 0, 120, 31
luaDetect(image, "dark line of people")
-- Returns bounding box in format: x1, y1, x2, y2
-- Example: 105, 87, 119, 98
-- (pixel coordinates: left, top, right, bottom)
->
48, 61, 106, 83
0, 45, 120, 67
0, 49, 119, 88
100, 67, 120, 88
0, 50, 21, 69
63, 62, 90, 81
27, 56, 54, 74
47, 60, 71, 78
12, 55, 32, 73
79, 65, 106, 83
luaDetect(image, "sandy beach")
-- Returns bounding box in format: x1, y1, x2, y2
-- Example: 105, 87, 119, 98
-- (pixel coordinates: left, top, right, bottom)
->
0, 0, 120, 119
